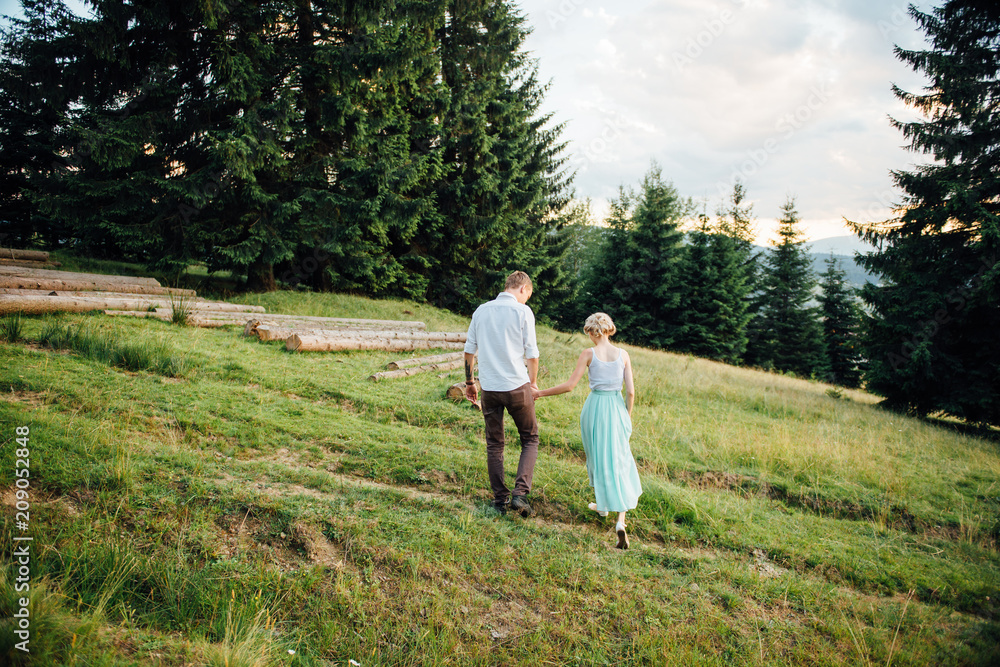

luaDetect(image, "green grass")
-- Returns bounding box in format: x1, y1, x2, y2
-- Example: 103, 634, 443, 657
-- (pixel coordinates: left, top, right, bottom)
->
0, 311, 24, 343
1, 289, 998, 665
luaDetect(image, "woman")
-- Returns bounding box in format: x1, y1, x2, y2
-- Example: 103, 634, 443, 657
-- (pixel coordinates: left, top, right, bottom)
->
533, 312, 642, 549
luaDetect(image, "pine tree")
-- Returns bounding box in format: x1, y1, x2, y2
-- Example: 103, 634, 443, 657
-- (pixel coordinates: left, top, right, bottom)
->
11, 0, 292, 279
850, 1, 999, 424
817, 256, 863, 388
267, 0, 444, 295
417, 0, 571, 313
746, 197, 828, 377
581, 186, 634, 325
0, 0, 78, 249
673, 212, 752, 364
617, 163, 691, 348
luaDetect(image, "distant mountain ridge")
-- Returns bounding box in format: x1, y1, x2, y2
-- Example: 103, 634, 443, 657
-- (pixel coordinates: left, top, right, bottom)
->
753, 235, 879, 287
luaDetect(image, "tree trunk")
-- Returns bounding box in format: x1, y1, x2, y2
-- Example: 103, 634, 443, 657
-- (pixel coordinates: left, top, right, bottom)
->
0, 276, 195, 296
0, 288, 200, 299
0, 258, 60, 268
246, 259, 276, 292
0, 247, 49, 261
0, 294, 265, 315
0, 266, 161, 286
256, 326, 464, 343
104, 311, 241, 327
446, 381, 481, 410
287, 334, 465, 352
199, 313, 427, 329
368, 359, 463, 381
387, 352, 464, 370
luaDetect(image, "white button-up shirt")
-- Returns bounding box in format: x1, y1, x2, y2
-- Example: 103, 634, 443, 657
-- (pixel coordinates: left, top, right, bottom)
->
464, 292, 540, 392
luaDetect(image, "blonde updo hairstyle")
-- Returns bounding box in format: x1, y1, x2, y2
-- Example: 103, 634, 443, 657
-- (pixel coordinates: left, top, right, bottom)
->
583, 312, 616, 338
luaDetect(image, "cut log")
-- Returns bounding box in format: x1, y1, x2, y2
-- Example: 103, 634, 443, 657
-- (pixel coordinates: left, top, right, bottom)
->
386, 352, 464, 370
0, 258, 61, 269
368, 359, 463, 381
155, 311, 426, 330
287, 333, 464, 353
0, 266, 160, 286
0, 288, 202, 300
103, 311, 242, 327
0, 247, 49, 262
0, 276, 194, 296
0, 294, 265, 316
256, 326, 463, 343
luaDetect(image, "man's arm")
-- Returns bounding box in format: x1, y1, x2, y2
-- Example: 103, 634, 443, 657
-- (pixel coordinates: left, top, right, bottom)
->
522, 308, 540, 389
526, 357, 539, 389
464, 352, 479, 404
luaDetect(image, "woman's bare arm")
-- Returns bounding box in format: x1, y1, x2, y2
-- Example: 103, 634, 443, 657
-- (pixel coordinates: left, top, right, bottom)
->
622, 350, 635, 416
536, 349, 592, 398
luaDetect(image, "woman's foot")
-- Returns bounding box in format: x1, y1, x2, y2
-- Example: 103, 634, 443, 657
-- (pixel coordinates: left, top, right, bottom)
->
615, 520, 629, 550
588, 502, 608, 517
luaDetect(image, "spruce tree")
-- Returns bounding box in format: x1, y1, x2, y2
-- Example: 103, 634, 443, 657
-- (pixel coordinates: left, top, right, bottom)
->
673, 212, 752, 364
581, 186, 634, 325
418, 0, 571, 313
818, 256, 863, 388
746, 197, 827, 377
0, 0, 77, 249
276, 0, 447, 295
10, 0, 292, 279
617, 163, 691, 348
851, 1, 1000, 424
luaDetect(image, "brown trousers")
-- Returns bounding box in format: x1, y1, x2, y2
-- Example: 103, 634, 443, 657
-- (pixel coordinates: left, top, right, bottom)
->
481, 382, 539, 502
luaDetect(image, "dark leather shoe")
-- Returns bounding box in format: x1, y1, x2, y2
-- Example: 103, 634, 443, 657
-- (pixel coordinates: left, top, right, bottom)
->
511, 495, 533, 517
492, 500, 510, 515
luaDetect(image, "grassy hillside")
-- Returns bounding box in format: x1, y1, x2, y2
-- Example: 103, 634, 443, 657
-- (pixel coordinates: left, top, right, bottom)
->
1, 288, 998, 666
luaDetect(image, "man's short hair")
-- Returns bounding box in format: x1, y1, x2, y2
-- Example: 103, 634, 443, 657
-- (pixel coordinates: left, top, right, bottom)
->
504, 271, 532, 291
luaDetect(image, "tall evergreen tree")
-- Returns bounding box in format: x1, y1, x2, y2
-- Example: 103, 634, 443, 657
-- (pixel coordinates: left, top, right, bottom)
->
8, 0, 292, 280
417, 0, 571, 313
851, 1, 1000, 424
581, 186, 634, 324
280, 0, 447, 295
0, 0, 78, 249
617, 163, 691, 348
818, 256, 863, 388
717, 182, 762, 357
746, 197, 828, 377
673, 212, 752, 364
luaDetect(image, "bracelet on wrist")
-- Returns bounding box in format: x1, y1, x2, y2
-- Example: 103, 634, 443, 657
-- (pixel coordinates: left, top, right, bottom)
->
466, 380, 476, 385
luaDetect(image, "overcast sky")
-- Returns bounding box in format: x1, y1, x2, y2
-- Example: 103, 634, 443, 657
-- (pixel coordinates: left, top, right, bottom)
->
2, 0, 938, 244
515, 0, 939, 243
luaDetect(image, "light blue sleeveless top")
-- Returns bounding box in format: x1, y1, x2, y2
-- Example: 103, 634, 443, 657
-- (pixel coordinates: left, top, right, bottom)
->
588, 348, 624, 391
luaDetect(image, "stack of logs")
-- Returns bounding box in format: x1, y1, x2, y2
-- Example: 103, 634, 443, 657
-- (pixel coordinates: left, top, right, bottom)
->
1, 247, 61, 269
1, 247, 477, 405
244, 316, 475, 401
0, 248, 264, 318
243, 316, 467, 354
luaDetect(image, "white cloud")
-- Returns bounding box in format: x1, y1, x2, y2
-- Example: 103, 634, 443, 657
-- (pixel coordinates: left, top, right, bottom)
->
517, 0, 937, 241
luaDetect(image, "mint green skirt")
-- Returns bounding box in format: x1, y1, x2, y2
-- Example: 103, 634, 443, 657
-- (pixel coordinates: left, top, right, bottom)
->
580, 390, 642, 512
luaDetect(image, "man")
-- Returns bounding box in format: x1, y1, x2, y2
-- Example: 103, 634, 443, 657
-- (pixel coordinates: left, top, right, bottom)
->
464, 271, 540, 517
